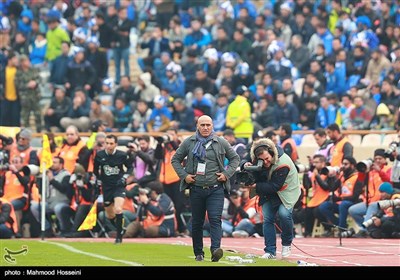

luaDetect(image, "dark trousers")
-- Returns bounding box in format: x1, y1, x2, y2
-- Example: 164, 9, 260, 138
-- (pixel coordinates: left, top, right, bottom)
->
189, 185, 224, 256
0, 99, 20, 126
164, 180, 187, 233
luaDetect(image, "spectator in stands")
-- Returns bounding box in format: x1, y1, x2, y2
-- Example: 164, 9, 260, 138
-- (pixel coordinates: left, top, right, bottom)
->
0, 51, 20, 127
298, 97, 318, 130
335, 94, 355, 130
226, 85, 254, 141
171, 98, 196, 132
288, 34, 310, 77
315, 95, 337, 129
348, 96, 373, 130
45, 10, 70, 65
212, 93, 229, 132
183, 17, 211, 54
146, 95, 172, 132
363, 49, 391, 87
60, 88, 91, 132
134, 73, 160, 109
89, 98, 114, 130
114, 75, 138, 110
30, 156, 72, 237
85, 36, 108, 98
44, 85, 71, 132
111, 97, 132, 132
253, 96, 275, 132
139, 25, 170, 70
111, 7, 132, 85
273, 91, 299, 129
65, 47, 96, 96
15, 55, 42, 132
49, 41, 71, 87
326, 123, 353, 167
29, 32, 47, 67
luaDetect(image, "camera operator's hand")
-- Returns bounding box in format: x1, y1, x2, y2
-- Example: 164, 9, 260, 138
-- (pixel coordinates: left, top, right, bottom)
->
244, 183, 256, 189
47, 170, 54, 181
139, 192, 149, 205
76, 179, 85, 188
69, 174, 77, 184
243, 162, 253, 168
185, 174, 196, 184
127, 142, 137, 151
9, 164, 18, 173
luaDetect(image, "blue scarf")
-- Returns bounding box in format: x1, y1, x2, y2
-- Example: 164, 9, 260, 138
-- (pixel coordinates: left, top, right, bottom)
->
192, 130, 214, 161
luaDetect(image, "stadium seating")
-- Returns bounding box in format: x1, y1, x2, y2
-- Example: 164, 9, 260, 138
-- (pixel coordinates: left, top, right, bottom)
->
360, 134, 382, 147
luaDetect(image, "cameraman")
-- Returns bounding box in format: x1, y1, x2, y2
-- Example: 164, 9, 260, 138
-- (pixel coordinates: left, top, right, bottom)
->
318, 156, 359, 235
348, 149, 392, 238
127, 135, 156, 187
302, 154, 331, 237
242, 138, 301, 259
222, 187, 262, 238
124, 181, 176, 238
155, 128, 187, 235
362, 182, 400, 238
386, 131, 400, 190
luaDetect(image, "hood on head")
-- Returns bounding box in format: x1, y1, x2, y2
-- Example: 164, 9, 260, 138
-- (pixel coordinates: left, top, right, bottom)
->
250, 138, 278, 164
139, 72, 151, 87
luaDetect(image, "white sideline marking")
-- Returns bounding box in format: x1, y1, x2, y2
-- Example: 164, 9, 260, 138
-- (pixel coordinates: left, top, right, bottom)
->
43, 241, 142, 266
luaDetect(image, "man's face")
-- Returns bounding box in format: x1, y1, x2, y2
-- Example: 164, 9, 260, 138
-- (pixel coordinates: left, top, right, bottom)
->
105, 138, 117, 154
197, 116, 213, 137
258, 150, 273, 168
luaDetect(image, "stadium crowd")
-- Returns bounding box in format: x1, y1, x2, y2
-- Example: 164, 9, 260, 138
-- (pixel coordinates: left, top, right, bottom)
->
0, 0, 400, 240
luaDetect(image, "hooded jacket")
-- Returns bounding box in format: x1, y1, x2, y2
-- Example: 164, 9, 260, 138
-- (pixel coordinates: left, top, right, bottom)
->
249, 138, 301, 209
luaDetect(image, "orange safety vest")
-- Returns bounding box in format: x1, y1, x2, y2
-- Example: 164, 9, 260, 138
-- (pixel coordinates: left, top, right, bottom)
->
87, 150, 96, 173
3, 171, 27, 202
330, 137, 350, 167
280, 138, 298, 162
159, 147, 180, 184
58, 140, 86, 174
233, 196, 260, 226
335, 172, 358, 202
307, 173, 330, 208
383, 193, 400, 217
0, 197, 18, 233
123, 184, 136, 213
363, 165, 391, 204
70, 183, 92, 211
142, 200, 166, 228
10, 145, 34, 166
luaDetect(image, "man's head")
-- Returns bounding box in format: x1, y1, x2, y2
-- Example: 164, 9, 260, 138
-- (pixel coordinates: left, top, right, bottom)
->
105, 134, 118, 154
197, 115, 213, 137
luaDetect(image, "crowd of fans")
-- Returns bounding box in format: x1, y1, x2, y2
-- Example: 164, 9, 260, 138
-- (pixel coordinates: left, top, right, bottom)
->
0, 0, 399, 135
1, 0, 400, 240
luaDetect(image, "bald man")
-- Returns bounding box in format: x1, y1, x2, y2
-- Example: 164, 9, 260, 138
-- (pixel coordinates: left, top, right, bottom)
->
172, 115, 240, 262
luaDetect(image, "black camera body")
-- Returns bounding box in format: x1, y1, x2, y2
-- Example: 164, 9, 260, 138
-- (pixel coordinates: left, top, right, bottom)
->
0, 135, 13, 146
155, 134, 172, 143
236, 160, 263, 186
0, 150, 10, 171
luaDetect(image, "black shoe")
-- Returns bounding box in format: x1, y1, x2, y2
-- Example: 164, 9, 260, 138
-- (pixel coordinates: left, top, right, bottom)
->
195, 255, 204, 261
211, 248, 223, 262
114, 237, 122, 244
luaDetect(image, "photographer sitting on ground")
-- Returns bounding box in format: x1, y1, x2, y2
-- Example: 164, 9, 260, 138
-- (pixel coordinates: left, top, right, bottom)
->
241, 138, 301, 259
124, 181, 176, 238
362, 182, 400, 239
